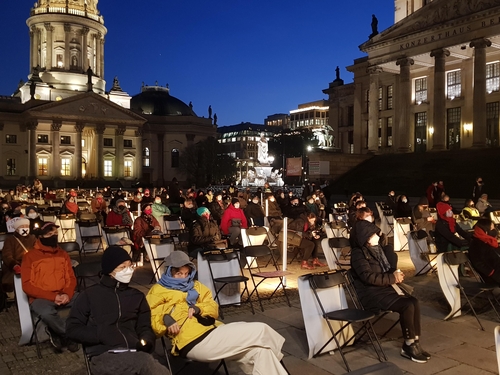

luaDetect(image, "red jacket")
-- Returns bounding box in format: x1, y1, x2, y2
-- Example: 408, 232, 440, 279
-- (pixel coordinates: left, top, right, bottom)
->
132, 215, 160, 250
106, 210, 132, 227
21, 239, 77, 303
220, 204, 248, 235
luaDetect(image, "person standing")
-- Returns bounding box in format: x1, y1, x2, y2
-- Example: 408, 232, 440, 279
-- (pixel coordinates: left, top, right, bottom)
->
472, 177, 485, 204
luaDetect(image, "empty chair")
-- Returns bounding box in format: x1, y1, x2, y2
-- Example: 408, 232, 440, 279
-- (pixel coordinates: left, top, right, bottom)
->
323, 237, 351, 269
56, 214, 76, 242
76, 213, 104, 254
102, 225, 132, 250
59, 241, 100, 290
143, 237, 174, 282
408, 232, 436, 276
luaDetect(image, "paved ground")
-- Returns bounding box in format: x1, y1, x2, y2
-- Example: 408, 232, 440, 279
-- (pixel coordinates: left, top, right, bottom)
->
1, 248, 499, 375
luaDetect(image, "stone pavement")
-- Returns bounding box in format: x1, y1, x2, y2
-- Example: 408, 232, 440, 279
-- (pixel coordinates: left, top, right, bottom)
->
0, 251, 499, 375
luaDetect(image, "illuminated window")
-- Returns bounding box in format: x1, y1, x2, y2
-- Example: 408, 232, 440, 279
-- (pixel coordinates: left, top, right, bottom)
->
378, 87, 383, 111
82, 139, 85, 147
6, 135, 17, 144
124, 160, 132, 177
104, 138, 113, 147
171, 149, 179, 168
61, 158, 71, 176
387, 117, 393, 147
38, 157, 48, 176
6, 159, 15, 175
57, 54, 63, 68
37, 134, 49, 144
60, 136, 71, 145
124, 139, 132, 148
104, 160, 112, 177
447, 70, 461, 99
387, 85, 393, 109
486, 62, 500, 93
415, 77, 428, 103
143, 147, 150, 167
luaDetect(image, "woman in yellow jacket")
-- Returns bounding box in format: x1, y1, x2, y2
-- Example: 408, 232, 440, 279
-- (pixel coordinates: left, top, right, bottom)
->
146, 251, 288, 375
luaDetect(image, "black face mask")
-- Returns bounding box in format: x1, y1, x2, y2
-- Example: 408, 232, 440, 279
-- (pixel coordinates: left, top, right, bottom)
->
488, 229, 499, 238
40, 235, 59, 248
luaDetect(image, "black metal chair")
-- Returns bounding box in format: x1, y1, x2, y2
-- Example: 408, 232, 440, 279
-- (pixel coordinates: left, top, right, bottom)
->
60, 241, 101, 290
307, 270, 386, 372
77, 213, 105, 255
327, 237, 352, 268
82, 345, 93, 375
204, 249, 254, 319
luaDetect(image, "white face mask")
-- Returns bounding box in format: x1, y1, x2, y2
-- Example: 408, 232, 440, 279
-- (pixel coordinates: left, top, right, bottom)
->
252, 200, 259, 204
28, 212, 38, 219
113, 267, 134, 283
402, 199, 407, 203
368, 234, 379, 247
17, 227, 30, 236
445, 210, 453, 218
155, 199, 162, 204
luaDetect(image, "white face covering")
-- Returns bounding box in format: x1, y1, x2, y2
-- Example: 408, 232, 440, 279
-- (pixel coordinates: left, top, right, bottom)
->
445, 210, 453, 218
113, 267, 134, 283
17, 227, 30, 236
368, 234, 380, 247
28, 212, 38, 219
252, 199, 259, 204
155, 199, 162, 204
402, 199, 407, 203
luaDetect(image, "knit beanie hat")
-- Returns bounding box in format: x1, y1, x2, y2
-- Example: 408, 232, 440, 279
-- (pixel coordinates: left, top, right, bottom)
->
164, 251, 195, 270
231, 197, 239, 205
102, 246, 132, 274
197, 207, 210, 216
12, 217, 30, 230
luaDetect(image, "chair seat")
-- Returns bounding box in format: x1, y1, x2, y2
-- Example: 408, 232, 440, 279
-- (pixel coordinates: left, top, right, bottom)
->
325, 308, 375, 322
253, 270, 292, 278
214, 276, 249, 284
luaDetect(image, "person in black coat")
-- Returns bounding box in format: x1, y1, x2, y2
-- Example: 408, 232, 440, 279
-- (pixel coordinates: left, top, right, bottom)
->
244, 195, 265, 227
472, 177, 485, 204
66, 246, 168, 374
181, 199, 198, 230
468, 218, 500, 284
208, 192, 226, 225
284, 196, 308, 220
434, 202, 471, 253
395, 195, 412, 219
188, 207, 223, 258
350, 220, 430, 363
385, 191, 397, 211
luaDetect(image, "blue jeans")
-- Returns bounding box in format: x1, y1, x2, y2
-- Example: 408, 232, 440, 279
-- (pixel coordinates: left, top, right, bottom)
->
30, 293, 78, 337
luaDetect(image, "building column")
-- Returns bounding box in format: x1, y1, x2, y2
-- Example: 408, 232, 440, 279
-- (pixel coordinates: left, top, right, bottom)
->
115, 125, 125, 178
95, 124, 105, 178
44, 23, 54, 69
31, 26, 39, 68
29, 29, 34, 70
470, 38, 491, 148
396, 57, 414, 152
81, 27, 89, 71
96, 33, 102, 77
157, 133, 165, 186
51, 121, 62, 177
75, 122, 85, 179
430, 48, 450, 150
27, 121, 38, 178
100, 38, 105, 78
64, 23, 71, 70
367, 66, 382, 152
135, 129, 143, 179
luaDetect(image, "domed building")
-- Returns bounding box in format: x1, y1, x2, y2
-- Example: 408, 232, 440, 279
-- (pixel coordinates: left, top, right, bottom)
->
0, 1, 215, 187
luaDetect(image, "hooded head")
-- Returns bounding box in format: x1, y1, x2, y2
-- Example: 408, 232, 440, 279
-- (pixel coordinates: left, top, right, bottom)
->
355, 220, 380, 247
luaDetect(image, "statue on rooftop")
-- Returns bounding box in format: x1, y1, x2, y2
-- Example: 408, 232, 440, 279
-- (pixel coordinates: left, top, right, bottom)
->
370, 14, 379, 38
335, 66, 340, 80
208, 105, 212, 119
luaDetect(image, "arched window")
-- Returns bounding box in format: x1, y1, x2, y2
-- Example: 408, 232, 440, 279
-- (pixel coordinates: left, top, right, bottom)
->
142, 147, 150, 167
171, 149, 179, 168
71, 55, 78, 67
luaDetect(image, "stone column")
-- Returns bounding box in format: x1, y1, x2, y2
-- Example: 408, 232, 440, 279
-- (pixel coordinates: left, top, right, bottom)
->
396, 57, 414, 152
157, 133, 165, 186
29, 29, 34, 70
367, 66, 382, 152
115, 125, 126, 178
31, 26, 39, 68
81, 27, 89, 71
64, 23, 71, 70
44, 23, 54, 69
51, 121, 62, 177
27, 121, 38, 178
430, 48, 450, 150
135, 129, 143, 179
470, 38, 491, 148
95, 124, 105, 178
75, 122, 85, 179
100, 38, 105, 78
96, 33, 102, 77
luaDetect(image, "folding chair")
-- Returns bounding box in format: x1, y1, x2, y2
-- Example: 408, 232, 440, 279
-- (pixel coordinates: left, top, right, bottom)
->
164, 215, 185, 249
491, 211, 500, 226
82, 345, 93, 375
329, 221, 349, 238
243, 245, 292, 312
393, 217, 411, 251
204, 249, 254, 319
382, 210, 394, 237
439, 251, 500, 330
102, 225, 132, 252
160, 336, 229, 375
56, 213, 77, 242
323, 237, 351, 269
60, 241, 101, 290
76, 214, 105, 255
495, 326, 500, 374
78, 201, 90, 213
408, 232, 436, 276
307, 270, 386, 372
143, 236, 174, 283
242, 226, 272, 267
40, 206, 59, 222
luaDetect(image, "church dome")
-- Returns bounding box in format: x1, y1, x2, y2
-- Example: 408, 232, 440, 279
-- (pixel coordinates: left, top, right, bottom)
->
31, 0, 103, 23
131, 85, 195, 116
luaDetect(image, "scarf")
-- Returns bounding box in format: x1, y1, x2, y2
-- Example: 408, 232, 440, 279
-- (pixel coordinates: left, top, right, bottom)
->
474, 226, 498, 248
65, 200, 79, 215
112, 206, 133, 226
437, 202, 456, 233
141, 213, 153, 227
364, 244, 392, 273
158, 266, 199, 306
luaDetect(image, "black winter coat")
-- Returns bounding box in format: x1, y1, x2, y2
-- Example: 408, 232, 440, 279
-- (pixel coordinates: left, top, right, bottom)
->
434, 219, 471, 253
188, 216, 221, 252
468, 237, 500, 284
350, 246, 400, 312
244, 202, 265, 226
66, 275, 156, 357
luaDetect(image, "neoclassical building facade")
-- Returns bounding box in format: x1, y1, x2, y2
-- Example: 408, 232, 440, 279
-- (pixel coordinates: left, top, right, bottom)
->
0, 1, 215, 187
325, 0, 500, 154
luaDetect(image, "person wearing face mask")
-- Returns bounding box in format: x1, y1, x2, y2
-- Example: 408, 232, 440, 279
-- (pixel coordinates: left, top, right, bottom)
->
66, 246, 168, 374
132, 203, 161, 257
412, 197, 435, 238
350, 220, 429, 363
266, 194, 284, 235
181, 198, 198, 231
129, 191, 143, 213
244, 195, 265, 227
21, 222, 79, 353
25, 205, 44, 232
1, 218, 36, 297
468, 218, 500, 285
472, 177, 485, 204
141, 189, 154, 205
147, 251, 287, 375
106, 199, 133, 227
395, 195, 412, 219
0, 202, 11, 232
188, 207, 224, 258
220, 198, 248, 246
208, 192, 226, 225
434, 202, 471, 253
476, 193, 494, 216
284, 196, 308, 220
60, 193, 79, 216
152, 194, 171, 222
385, 190, 397, 212
348, 200, 366, 228
91, 192, 108, 224
461, 199, 481, 226
305, 196, 319, 217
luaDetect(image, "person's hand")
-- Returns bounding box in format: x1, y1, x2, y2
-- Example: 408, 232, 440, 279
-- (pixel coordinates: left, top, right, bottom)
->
13, 265, 21, 275
54, 294, 64, 305
188, 307, 195, 319
393, 270, 404, 284
154, 226, 161, 231
56, 293, 70, 305
427, 216, 434, 222
167, 322, 180, 336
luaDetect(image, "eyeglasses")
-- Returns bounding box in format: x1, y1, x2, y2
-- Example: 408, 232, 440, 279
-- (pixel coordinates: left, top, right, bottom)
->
114, 263, 136, 272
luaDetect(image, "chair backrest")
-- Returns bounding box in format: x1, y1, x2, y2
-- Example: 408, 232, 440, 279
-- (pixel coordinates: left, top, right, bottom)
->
330, 221, 347, 230
443, 251, 469, 266
79, 212, 97, 221
328, 237, 351, 249
309, 270, 346, 290
14, 275, 34, 345
59, 241, 81, 254
243, 244, 271, 258
495, 326, 500, 374
205, 249, 240, 262
245, 226, 269, 246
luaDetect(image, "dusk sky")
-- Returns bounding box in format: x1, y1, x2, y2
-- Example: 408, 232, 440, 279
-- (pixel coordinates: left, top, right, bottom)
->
0, 1, 393, 126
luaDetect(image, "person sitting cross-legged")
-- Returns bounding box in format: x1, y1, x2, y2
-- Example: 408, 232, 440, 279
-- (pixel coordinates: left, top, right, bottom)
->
66, 246, 169, 375
146, 251, 288, 375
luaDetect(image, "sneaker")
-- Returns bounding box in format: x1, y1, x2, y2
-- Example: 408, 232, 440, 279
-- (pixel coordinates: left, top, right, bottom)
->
45, 327, 63, 352
66, 340, 80, 353
414, 340, 431, 360
401, 343, 428, 363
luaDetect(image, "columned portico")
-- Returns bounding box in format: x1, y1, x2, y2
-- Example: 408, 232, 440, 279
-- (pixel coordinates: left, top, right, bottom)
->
81, 27, 89, 71
51, 121, 62, 177
95, 124, 105, 179
75, 122, 85, 179
396, 57, 414, 152
367, 66, 382, 153
430, 48, 450, 151
44, 23, 54, 69
64, 24, 71, 70
470, 38, 491, 148
115, 125, 125, 177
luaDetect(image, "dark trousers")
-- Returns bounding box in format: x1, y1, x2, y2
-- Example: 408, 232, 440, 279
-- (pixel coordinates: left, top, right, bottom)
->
389, 295, 421, 340
299, 238, 316, 260
90, 351, 169, 375
30, 293, 78, 337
